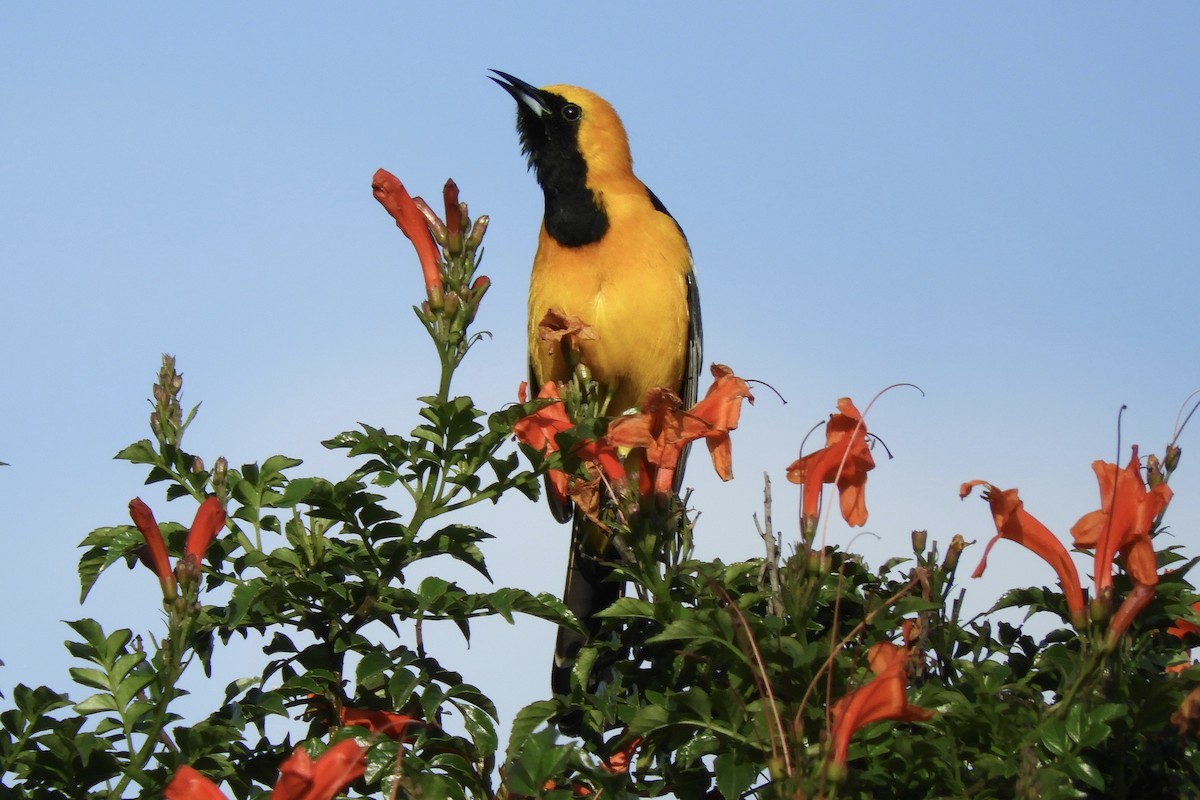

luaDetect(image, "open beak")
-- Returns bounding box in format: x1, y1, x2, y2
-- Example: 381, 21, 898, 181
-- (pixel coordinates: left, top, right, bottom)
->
489, 69, 550, 118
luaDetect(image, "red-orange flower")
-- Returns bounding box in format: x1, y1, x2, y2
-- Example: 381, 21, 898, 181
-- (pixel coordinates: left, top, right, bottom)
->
1105, 582, 1157, 649
271, 739, 367, 800
513, 382, 624, 505
129, 498, 175, 597
1165, 601, 1200, 673
606, 364, 753, 496
165, 740, 365, 800
603, 735, 642, 775
1070, 447, 1172, 597
606, 387, 709, 496
371, 168, 442, 297
786, 398, 875, 527
828, 642, 933, 771
962, 481, 1087, 627
128, 496, 226, 599
164, 765, 227, 800
339, 706, 425, 742
514, 381, 574, 505
686, 364, 755, 481
1169, 602, 1200, 640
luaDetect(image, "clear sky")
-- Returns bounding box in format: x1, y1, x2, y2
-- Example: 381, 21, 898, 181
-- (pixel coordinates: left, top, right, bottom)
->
2, 3, 1198, 756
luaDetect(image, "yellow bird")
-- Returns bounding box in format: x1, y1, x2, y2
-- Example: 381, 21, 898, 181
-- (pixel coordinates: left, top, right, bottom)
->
492, 70, 703, 703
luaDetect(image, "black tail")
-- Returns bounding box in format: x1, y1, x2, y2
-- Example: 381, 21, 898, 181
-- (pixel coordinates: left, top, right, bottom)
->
551, 511, 624, 728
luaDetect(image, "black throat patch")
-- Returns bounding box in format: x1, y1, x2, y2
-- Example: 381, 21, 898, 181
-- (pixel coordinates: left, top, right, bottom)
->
515, 92, 609, 248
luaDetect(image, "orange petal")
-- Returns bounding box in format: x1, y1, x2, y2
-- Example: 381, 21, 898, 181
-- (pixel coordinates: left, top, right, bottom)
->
165, 765, 228, 800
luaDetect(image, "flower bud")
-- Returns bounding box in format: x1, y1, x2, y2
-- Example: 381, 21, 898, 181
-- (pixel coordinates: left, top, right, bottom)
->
573, 362, 591, 386
212, 456, 229, 498
466, 215, 489, 250
191, 456, 205, 473
413, 197, 448, 247
426, 284, 444, 311
1166, 444, 1182, 474
941, 534, 966, 573
911, 529, 928, 554
443, 180, 463, 255
801, 515, 818, 544
1146, 454, 1164, 487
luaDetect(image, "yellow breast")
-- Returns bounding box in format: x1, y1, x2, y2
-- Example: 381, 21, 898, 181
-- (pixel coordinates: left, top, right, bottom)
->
528, 187, 692, 413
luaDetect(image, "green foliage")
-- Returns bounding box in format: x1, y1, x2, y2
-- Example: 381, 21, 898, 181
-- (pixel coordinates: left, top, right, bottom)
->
2, 178, 1199, 800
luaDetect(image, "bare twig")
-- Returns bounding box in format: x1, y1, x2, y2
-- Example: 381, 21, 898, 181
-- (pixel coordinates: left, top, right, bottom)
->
754, 472, 784, 617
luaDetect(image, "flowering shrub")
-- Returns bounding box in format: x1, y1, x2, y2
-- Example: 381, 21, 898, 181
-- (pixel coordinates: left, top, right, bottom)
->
1, 172, 1198, 799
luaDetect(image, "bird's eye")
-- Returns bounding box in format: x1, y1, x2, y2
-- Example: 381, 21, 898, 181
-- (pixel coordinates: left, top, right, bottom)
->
561, 104, 581, 121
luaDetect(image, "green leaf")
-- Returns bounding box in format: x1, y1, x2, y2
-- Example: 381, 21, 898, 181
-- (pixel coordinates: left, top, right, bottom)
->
505, 700, 558, 767
458, 701, 498, 756
714, 753, 759, 799
67, 668, 110, 692
77, 526, 145, 602
596, 596, 655, 619
356, 652, 393, 685
114, 439, 159, 465
74, 693, 119, 715
1040, 720, 1070, 757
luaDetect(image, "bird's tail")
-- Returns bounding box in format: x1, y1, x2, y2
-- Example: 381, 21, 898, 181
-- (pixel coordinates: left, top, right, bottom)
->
551, 510, 624, 701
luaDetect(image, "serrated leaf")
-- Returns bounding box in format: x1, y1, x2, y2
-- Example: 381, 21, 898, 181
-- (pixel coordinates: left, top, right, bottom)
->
505, 700, 558, 767
459, 701, 498, 756
715, 753, 759, 799
356, 652, 393, 685
596, 596, 655, 619
74, 693, 119, 715
67, 668, 110, 692
77, 526, 145, 602
114, 440, 159, 465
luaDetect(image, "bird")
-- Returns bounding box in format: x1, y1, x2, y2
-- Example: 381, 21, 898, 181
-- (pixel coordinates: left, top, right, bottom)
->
491, 70, 703, 708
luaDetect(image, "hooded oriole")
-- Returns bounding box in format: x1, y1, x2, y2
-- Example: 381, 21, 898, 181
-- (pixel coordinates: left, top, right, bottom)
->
492, 70, 703, 701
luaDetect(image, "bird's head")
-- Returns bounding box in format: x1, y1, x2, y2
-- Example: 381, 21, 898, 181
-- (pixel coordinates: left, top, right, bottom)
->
490, 70, 633, 191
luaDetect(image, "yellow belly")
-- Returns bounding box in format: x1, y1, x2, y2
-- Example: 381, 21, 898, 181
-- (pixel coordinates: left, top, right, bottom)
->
528, 199, 691, 414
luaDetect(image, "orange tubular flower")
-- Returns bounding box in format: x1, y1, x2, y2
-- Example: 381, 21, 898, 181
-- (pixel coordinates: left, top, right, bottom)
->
371, 168, 442, 297
786, 398, 875, 527
603, 736, 642, 775
339, 706, 425, 742
513, 382, 574, 505
606, 364, 753, 496
271, 739, 367, 800
128, 498, 175, 598
165, 741, 365, 800
165, 765, 228, 800
606, 387, 710, 496
1169, 602, 1200, 640
128, 497, 226, 599
962, 481, 1087, 628
1070, 447, 1172, 598
1105, 582, 1157, 649
513, 382, 625, 505
686, 364, 755, 481
829, 642, 933, 773
185, 496, 227, 565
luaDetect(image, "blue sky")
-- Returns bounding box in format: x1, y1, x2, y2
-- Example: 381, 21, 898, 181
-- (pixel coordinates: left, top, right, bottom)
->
2, 4, 1198, 756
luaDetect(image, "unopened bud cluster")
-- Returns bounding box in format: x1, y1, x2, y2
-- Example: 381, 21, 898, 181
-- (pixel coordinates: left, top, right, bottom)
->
150, 354, 186, 445
414, 179, 491, 348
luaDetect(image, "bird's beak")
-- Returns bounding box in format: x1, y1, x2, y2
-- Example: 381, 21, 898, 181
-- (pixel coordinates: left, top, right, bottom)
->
489, 69, 550, 118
